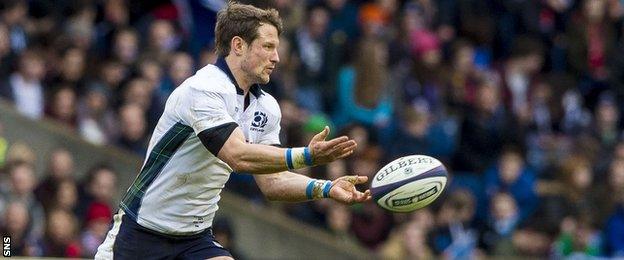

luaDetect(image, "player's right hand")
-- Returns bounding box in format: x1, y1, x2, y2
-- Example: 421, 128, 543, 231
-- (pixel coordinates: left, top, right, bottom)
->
308, 126, 357, 165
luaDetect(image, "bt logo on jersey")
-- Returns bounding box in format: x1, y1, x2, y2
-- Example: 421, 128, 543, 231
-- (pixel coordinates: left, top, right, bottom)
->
251, 111, 268, 132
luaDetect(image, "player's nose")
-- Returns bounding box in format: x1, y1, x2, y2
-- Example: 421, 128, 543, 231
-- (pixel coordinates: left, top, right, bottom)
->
270, 49, 279, 64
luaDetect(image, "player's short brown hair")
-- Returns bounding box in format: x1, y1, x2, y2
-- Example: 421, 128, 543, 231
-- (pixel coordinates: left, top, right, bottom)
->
215, 2, 283, 57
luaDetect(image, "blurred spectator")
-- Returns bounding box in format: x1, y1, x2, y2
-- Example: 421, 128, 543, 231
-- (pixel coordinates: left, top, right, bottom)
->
593, 158, 624, 227
566, 0, 616, 108
452, 78, 523, 173
591, 92, 620, 150
350, 145, 382, 181
0, 201, 40, 256
499, 36, 544, 124
358, 0, 397, 38
378, 209, 434, 259
479, 192, 521, 255
76, 164, 117, 221
291, 3, 330, 112
110, 28, 138, 66
429, 189, 479, 259
0, 22, 16, 78
48, 47, 88, 92
333, 38, 394, 141
79, 202, 112, 258
511, 228, 553, 257
0, 48, 46, 119
45, 85, 78, 128
443, 39, 480, 112
484, 147, 538, 221
0, 0, 29, 53
552, 215, 602, 258
325, 202, 355, 242
167, 51, 194, 87
604, 201, 624, 257
137, 58, 163, 90
272, 0, 304, 35
4, 141, 36, 166
158, 51, 194, 104
77, 83, 118, 144
278, 99, 306, 146
96, 58, 128, 100
122, 77, 161, 129
387, 105, 434, 159
0, 160, 45, 241
557, 154, 599, 220
400, 28, 445, 120
523, 75, 567, 174
52, 179, 78, 214
560, 88, 592, 135
145, 19, 181, 64
350, 201, 393, 249
40, 209, 81, 257
62, 3, 96, 51
322, 0, 358, 95
34, 147, 75, 211
116, 103, 147, 155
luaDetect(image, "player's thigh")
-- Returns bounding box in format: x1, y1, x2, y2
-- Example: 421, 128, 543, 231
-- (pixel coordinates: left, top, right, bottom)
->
178, 233, 232, 260
207, 256, 234, 260
113, 216, 174, 259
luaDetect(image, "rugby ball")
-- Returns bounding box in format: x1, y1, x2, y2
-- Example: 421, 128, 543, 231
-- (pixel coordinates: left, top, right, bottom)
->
371, 155, 447, 212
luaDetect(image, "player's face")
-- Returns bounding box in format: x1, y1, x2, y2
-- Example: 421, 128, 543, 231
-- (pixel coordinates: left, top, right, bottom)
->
242, 23, 280, 84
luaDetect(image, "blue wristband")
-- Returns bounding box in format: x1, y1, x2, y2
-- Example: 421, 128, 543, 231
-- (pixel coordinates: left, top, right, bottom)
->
322, 181, 332, 198
303, 147, 313, 166
285, 148, 294, 170
305, 180, 315, 200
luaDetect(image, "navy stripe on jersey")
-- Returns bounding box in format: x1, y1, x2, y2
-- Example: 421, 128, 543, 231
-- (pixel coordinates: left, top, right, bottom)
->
120, 122, 194, 220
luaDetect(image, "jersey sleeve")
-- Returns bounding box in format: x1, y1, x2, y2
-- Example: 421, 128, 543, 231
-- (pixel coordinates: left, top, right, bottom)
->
178, 86, 237, 134
176, 85, 239, 155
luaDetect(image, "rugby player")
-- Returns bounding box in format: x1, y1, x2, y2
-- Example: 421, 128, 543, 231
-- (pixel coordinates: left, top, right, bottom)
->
96, 2, 371, 259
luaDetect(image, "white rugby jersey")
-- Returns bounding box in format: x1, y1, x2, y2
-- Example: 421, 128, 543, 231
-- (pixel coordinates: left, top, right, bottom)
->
119, 57, 281, 235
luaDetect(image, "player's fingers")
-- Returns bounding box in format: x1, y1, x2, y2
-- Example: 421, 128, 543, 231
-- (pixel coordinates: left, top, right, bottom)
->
333, 141, 357, 154
323, 136, 350, 148
353, 190, 369, 202
310, 126, 330, 142
336, 149, 354, 159
330, 139, 356, 151
355, 176, 368, 184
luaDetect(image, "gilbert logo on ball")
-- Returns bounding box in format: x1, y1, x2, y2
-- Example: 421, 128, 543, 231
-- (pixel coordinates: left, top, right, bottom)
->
371, 155, 448, 212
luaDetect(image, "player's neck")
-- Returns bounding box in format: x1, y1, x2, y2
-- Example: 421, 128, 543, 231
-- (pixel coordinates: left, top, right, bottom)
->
225, 55, 251, 95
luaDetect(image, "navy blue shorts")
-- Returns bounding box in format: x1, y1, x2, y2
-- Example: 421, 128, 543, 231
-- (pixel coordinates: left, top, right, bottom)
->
113, 214, 232, 259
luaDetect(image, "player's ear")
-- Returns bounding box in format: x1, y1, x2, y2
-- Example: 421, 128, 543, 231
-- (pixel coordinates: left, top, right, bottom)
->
231, 36, 247, 56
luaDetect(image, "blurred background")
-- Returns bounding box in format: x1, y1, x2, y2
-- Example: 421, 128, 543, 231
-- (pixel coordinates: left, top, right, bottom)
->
0, 0, 624, 258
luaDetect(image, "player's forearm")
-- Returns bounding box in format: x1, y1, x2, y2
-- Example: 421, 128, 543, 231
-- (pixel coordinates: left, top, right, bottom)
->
218, 128, 314, 174
255, 171, 313, 202
226, 143, 293, 174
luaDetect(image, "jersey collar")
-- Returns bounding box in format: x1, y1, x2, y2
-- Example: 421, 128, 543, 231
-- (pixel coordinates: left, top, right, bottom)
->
215, 56, 263, 97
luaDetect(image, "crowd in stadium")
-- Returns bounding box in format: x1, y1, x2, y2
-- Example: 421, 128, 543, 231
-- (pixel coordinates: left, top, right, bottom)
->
0, 0, 623, 258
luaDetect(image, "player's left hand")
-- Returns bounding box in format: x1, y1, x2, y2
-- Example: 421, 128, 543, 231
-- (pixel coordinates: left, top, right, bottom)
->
329, 175, 372, 204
